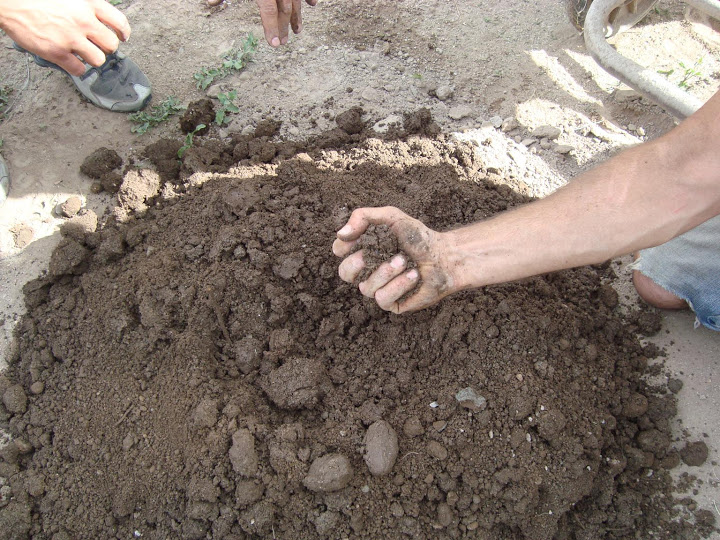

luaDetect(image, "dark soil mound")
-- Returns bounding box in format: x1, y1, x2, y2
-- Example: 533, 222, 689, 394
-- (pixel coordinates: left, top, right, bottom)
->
0, 124, 715, 539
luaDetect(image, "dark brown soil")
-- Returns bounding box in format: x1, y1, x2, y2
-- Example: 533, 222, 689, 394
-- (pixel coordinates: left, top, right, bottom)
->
0, 114, 716, 540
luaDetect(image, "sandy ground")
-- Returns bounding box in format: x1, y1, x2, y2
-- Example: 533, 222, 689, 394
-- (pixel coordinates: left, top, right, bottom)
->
1, 0, 719, 531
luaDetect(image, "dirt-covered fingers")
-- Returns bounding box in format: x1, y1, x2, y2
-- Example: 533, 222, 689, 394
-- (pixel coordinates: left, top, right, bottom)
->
291, 0, 302, 33
256, 0, 281, 46
336, 206, 407, 243
93, 0, 131, 41
337, 250, 366, 283
276, 0, 293, 44
358, 255, 408, 298
374, 269, 420, 313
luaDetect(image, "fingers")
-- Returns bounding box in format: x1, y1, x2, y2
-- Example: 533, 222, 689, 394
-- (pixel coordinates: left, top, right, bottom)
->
291, 0, 302, 34
53, 51, 88, 77
256, 0, 281, 47
87, 24, 121, 54
94, 0, 131, 41
358, 255, 408, 297
71, 39, 107, 68
374, 269, 420, 313
336, 206, 407, 243
338, 250, 366, 283
277, 0, 293, 45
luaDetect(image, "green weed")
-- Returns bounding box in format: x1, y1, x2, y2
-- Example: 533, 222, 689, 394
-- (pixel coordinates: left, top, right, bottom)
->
658, 57, 705, 89
215, 91, 240, 125
194, 34, 259, 90
128, 96, 185, 134
178, 124, 205, 158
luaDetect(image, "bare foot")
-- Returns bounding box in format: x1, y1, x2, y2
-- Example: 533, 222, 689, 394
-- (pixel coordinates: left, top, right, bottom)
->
632, 270, 688, 310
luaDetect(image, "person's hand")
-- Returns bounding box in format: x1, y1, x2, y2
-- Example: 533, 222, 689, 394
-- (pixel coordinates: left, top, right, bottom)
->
332, 207, 462, 314
256, 0, 317, 48
0, 0, 130, 76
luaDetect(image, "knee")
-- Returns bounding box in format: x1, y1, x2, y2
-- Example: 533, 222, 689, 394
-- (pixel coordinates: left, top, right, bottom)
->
632, 270, 688, 310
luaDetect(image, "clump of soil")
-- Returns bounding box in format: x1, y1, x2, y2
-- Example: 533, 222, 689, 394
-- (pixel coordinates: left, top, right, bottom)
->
0, 120, 716, 539
180, 98, 215, 135
79, 147, 122, 179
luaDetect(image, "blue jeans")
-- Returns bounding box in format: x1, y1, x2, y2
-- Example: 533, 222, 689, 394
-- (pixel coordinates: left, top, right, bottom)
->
631, 215, 720, 331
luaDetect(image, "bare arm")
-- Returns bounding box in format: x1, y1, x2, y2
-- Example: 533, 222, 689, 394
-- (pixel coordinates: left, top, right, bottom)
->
334, 88, 720, 313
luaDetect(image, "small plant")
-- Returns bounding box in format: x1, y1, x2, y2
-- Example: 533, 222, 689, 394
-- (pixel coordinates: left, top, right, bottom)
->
658, 57, 705, 89
194, 34, 259, 90
109, 0, 123, 5
215, 91, 240, 125
178, 124, 205, 158
128, 96, 185, 134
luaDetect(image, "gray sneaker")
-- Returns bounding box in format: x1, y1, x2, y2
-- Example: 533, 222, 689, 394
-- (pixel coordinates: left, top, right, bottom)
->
14, 44, 152, 112
0, 153, 9, 207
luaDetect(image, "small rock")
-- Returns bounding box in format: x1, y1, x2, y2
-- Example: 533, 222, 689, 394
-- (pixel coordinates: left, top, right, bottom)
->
455, 387, 486, 411
540, 138, 552, 150
207, 0, 224, 5
57, 196, 83, 218
435, 85, 454, 101
531, 125, 562, 139
29, 382, 44, 395
448, 106, 472, 120
363, 420, 399, 476
489, 116, 503, 129
521, 138, 537, 147
614, 88, 641, 102
501, 117, 519, 132
636, 126, 646, 137
303, 453, 354, 492
554, 144, 574, 155
2, 384, 27, 414
627, 123, 637, 132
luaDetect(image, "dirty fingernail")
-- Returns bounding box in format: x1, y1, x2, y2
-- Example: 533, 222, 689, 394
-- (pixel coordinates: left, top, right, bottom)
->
407, 269, 419, 280
338, 225, 351, 236
390, 255, 405, 269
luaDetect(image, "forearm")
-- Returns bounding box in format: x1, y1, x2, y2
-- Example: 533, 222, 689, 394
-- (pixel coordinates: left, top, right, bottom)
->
448, 91, 720, 290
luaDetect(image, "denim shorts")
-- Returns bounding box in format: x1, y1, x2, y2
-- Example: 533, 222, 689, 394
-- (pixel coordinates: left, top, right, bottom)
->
630, 214, 720, 331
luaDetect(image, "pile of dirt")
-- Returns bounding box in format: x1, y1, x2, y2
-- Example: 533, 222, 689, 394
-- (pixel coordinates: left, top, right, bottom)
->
0, 113, 716, 540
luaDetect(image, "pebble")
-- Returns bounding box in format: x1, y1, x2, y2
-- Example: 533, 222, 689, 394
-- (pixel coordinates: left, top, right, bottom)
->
432, 420, 447, 432
455, 387, 486, 411
667, 378, 683, 394
554, 144, 574, 154
627, 123, 637, 132
521, 138, 537, 147
2, 384, 28, 414
540, 138, 552, 150
303, 453, 354, 492
435, 85, 455, 101
448, 105, 473, 120
363, 420, 399, 476
426, 441, 448, 460
531, 125, 561, 139
501, 117, 519, 132
29, 382, 44, 395
636, 126, 646, 136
